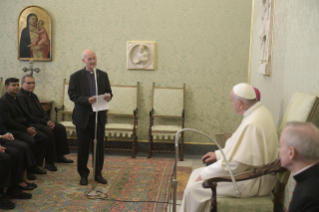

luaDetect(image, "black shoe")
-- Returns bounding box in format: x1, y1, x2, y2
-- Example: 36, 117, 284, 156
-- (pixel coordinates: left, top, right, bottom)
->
57, 155, 74, 163
27, 172, 37, 180
0, 194, 15, 209
95, 175, 107, 184
30, 166, 47, 174
5, 187, 32, 199
45, 163, 57, 171
80, 177, 88, 186
26, 182, 38, 189
17, 184, 34, 191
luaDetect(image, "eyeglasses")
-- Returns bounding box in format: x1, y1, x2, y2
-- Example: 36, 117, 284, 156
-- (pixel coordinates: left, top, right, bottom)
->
26, 82, 35, 85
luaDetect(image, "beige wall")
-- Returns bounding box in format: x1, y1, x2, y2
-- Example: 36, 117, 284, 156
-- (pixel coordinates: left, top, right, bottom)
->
250, 0, 319, 209
0, 0, 252, 143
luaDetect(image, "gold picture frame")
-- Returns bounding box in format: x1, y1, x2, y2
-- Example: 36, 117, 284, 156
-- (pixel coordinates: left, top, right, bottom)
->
18, 5, 52, 61
127, 41, 156, 70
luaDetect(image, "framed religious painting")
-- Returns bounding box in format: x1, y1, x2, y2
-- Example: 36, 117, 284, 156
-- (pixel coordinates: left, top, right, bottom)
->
127, 41, 156, 70
18, 5, 52, 61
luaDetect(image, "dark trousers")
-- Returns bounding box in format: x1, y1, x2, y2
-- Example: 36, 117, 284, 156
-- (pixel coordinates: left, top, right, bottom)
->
4, 139, 36, 171
0, 151, 11, 188
76, 115, 105, 178
0, 146, 22, 188
35, 123, 70, 159
11, 130, 50, 166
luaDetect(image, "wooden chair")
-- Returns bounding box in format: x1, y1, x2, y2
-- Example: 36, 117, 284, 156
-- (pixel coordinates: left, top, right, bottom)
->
203, 91, 319, 212
55, 79, 76, 147
214, 133, 232, 149
0, 77, 2, 96
104, 82, 139, 158
148, 82, 185, 161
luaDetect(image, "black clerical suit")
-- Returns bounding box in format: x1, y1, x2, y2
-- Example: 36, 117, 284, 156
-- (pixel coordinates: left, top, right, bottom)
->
0, 150, 11, 189
0, 115, 36, 173
0, 92, 53, 166
18, 88, 70, 159
289, 163, 319, 212
0, 146, 22, 188
68, 68, 112, 177
0, 119, 24, 188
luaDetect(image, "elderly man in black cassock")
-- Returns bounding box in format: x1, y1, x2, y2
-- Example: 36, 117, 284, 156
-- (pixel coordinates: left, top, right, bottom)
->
279, 122, 319, 212
68, 49, 112, 186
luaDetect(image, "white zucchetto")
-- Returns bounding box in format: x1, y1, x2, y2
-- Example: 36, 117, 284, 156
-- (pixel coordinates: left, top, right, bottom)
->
233, 83, 256, 100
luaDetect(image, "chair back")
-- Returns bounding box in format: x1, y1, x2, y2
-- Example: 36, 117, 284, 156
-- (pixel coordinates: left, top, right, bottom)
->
0, 77, 2, 96
152, 82, 185, 117
278, 91, 318, 137
276, 91, 318, 211
62, 79, 73, 112
108, 82, 139, 116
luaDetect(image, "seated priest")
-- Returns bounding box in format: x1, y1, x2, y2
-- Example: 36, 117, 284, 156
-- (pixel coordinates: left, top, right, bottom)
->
0, 114, 38, 191
0, 78, 57, 172
18, 75, 73, 163
179, 83, 279, 212
279, 122, 319, 212
0, 143, 32, 210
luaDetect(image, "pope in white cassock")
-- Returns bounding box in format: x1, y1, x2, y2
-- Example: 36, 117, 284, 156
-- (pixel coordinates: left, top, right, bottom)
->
179, 83, 279, 212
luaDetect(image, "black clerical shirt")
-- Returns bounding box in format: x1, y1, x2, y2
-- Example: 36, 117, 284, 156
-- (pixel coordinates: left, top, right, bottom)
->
26, 92, 43, 118
0, 116, 8, 145
86, 69, 96, 97
7, 94, 27, 124
289, 163, 319, 212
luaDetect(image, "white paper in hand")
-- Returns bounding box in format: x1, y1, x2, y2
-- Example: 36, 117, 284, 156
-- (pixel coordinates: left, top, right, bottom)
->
92, 94, 109, 112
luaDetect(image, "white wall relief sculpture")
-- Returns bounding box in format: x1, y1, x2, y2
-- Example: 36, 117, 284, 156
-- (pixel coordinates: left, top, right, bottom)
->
258, 0, 274, 76
127, 41, 156, 70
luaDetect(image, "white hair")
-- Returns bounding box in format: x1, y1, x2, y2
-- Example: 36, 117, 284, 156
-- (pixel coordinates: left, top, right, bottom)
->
284, 122, 319, 160
232, 91, 257, 106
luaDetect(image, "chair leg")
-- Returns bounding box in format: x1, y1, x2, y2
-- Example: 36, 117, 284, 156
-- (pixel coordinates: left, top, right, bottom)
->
179, 133, 184, 161
104, 136, 108, 154
132, 135, 137, 158
148, 135, 153, 159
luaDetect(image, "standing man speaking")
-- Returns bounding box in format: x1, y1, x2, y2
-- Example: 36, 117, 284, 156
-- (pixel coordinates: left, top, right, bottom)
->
68, 49, 112, 186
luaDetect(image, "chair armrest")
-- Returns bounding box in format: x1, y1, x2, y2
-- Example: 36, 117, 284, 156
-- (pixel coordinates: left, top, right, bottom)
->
134, 108, 138, 117
54, 106, 64, 123
149, 108, 154, 126
203, 159, 286, 185
202, 159, 286, 212
133, 108, 138, 128
182, 109, 185, 128
205, 160, 216, 166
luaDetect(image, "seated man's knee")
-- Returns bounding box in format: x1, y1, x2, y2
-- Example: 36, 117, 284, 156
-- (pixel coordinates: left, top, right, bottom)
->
0, 153, 12, 165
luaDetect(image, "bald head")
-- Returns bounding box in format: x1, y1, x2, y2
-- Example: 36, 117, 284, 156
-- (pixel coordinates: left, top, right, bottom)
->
82, 49, 95, 59
281, 122, 319, 161
82, 49, 97, 72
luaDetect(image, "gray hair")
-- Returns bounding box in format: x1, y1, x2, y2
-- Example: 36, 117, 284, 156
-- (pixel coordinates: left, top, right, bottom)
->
284, 122, 319, 160
21, 74, 34, 83
232, 92, 257, 106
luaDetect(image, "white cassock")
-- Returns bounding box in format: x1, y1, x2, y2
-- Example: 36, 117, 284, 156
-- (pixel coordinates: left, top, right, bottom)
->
179, 102, 279, 212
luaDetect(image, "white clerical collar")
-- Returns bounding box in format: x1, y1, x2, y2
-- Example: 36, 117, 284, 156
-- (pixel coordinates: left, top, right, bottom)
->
293, 162, 318, 176
243, 102, 261, 118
